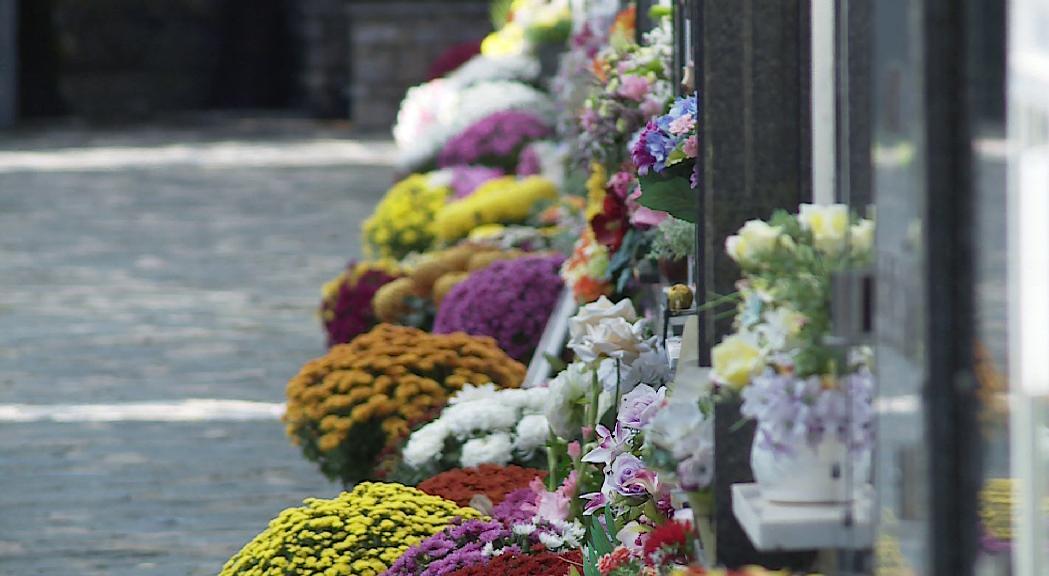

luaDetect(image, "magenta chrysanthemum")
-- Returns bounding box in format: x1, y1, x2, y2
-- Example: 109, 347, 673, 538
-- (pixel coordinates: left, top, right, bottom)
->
382, 518, 517, 576
433, 254, 565, 361
322, 263, 400, 347
437, 111, 553, 171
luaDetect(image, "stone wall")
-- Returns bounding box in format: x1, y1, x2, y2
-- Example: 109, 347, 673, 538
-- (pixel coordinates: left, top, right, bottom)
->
347, 1, 492, 131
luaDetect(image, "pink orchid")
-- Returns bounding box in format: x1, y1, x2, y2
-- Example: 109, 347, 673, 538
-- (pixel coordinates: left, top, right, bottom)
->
581, 491, 608, 515
582, 423, 633, 467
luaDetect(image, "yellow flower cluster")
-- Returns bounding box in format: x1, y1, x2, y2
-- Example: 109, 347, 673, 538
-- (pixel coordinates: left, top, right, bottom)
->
433, 176, 558, 242
372, 245, 526, 323
363, 174, 450, 260
219, 482, 482, 576
320, 259, 402, 323
585, 161, 608, 221
284, 324, 526, 483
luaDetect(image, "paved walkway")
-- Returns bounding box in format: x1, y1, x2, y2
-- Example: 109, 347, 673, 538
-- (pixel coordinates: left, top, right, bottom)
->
0, 119, 394, 575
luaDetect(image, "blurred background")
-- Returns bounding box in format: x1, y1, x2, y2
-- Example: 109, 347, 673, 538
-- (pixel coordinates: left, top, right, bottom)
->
0, 2, 498, 575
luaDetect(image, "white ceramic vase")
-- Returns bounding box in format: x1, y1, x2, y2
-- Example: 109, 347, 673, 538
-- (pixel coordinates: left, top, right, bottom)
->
751, 436, 871, 504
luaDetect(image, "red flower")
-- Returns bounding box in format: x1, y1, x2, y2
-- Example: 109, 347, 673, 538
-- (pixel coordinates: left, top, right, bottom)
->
597, 546, 634, 575
445, 550, 583, 576
591, 192, 629, 252
418, 464, 546, 507
643, 520, 693, 565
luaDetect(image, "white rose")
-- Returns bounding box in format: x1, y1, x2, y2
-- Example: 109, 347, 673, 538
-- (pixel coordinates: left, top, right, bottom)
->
569, 296, 638, 343
460, 432, 514, 467
725, 219, 783, 264
798, 203, 850, 254
578, 318, 648, 364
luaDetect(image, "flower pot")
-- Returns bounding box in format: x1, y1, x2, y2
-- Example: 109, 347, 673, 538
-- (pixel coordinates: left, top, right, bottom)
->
751, 436, 871, 504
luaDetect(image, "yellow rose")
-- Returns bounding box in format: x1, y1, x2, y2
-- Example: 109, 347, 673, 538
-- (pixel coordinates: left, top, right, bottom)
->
725, 220, 783, 264
849, 219, 875, 256
798, 203, 849, 254
711, 334, 763, 390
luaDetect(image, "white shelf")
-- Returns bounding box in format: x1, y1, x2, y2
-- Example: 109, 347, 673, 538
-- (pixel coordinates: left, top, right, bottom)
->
731, 483, 875, 551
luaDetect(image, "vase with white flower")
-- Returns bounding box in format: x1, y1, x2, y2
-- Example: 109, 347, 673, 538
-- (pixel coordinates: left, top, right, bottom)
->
710, 204, 875, 503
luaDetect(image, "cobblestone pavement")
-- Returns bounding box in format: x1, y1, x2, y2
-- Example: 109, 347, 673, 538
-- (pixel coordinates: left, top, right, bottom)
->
0, 119, 394, 575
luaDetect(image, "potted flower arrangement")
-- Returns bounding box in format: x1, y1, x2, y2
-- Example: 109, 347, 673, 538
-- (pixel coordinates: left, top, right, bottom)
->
710, 204, 876, 503
632, 95, 699, 223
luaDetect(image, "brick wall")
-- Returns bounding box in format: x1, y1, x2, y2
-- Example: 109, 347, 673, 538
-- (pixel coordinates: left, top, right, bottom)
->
346, 1, 492, 131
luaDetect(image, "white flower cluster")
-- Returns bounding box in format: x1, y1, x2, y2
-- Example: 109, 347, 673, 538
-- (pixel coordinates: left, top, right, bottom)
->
402, 384, 551, 470
644, 375, 715, 491
393, 52, 552, 169
510, 518, 586, 552
545, 296, 672, 440
447, 54, 541, 88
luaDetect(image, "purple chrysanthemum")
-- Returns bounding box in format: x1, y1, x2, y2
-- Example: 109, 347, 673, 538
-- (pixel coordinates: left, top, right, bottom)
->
322, 264, 399, 347
438, 111, 553, 171
491, 488, 539, 526
382, 518, 516, 576
433, 255, 565, 361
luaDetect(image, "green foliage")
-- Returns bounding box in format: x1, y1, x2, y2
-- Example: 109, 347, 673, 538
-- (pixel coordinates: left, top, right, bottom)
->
648, 217, 695, 261
636, 173, 696, 222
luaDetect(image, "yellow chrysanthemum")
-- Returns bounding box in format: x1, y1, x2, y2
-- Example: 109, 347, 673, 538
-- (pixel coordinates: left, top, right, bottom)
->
363, 174, 450, 260
433, 176, 558, 242
219, 483, 482, 576
284, 324, 525, 483
585, 161, 608, 220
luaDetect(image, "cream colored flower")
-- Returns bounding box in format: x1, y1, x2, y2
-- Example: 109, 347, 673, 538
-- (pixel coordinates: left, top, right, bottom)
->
725, 219, 783, 264
849, 219, 875, 256
798, 203, 850, 254
711, 334, 763, 390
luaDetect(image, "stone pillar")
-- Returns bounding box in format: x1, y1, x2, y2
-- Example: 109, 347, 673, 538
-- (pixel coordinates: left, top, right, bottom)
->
0, 0, 15, 127
698, 0, 814, 568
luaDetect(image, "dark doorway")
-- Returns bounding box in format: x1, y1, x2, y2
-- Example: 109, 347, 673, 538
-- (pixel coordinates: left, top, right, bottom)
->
15, 0, 295, 122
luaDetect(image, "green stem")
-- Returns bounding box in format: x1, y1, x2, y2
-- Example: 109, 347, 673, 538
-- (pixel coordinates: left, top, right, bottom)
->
688, 490, 716, 567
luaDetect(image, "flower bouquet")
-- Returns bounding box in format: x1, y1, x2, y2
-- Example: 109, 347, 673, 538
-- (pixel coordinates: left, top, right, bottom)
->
709, 204, 876, 502
284, 324, 525, 484
632, 95, 698, 223
572, 19, 673, 169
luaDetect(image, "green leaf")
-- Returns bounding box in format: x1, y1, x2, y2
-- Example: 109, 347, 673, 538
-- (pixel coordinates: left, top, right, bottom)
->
543, 353, 567, 374
591, 515, 614, 556
604, 506, 618, 541
637, 174, 697, 222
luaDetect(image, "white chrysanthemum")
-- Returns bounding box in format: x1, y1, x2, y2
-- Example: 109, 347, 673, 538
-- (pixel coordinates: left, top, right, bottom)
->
447, 54, 541, 87
513, 414, 550, 455
403, 385, 550, 470
448, 383, 500, 405
460, 432, 514, 467
402, 421, 449, 468
538, 532, 565, 550
442, 400, 519, 439
396, 80, 555, 169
